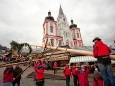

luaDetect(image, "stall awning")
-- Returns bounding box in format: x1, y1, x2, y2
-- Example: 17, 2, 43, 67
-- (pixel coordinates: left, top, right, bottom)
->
70, 56, 115, 64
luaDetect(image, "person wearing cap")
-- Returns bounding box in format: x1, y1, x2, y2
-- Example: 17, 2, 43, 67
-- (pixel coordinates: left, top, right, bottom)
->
74, 63, 90, 86
63, 64, 72, 86
93, 37, 115, 86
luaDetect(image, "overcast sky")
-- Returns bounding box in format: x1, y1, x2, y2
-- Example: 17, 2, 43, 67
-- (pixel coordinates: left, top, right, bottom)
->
0, 0, 115, 48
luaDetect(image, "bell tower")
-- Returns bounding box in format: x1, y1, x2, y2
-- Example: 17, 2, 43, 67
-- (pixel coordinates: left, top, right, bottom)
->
69, 20, 83, 47
43, 11, 57, 47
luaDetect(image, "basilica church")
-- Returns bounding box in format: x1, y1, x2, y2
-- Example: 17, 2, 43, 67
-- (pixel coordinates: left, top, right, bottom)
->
42, 6, 83, 48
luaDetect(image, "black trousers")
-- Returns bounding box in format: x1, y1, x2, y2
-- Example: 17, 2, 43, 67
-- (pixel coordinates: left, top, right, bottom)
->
66, 76, 70, 86
36, 79, 44, 86
12, 80, 20, 86
73, 74, 79, 86
54, 69, 57, 74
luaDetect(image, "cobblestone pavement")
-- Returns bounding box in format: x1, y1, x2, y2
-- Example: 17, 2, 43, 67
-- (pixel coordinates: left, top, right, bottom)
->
20, 78, 73, 86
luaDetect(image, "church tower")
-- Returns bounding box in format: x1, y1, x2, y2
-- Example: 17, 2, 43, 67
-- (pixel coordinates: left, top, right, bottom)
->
69, 20, 83, 47
42, 6, 83, 48
43, 11, 57, 47
57, 5, 73, 47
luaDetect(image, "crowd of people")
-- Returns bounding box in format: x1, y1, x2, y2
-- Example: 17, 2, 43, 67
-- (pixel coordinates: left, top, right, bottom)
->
1, 37, 115, 86
3, 63, 23, 86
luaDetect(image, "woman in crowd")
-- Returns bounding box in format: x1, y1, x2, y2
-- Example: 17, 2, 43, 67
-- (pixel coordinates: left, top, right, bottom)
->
3, 65, 14, 86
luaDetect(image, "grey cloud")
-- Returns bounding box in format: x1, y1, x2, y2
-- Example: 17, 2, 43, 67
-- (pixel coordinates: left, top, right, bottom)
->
0, 0, 115, 47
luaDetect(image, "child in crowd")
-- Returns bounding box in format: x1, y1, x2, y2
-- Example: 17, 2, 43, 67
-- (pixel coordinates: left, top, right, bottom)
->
74, 63, 90, 86
93, 68, 104, 86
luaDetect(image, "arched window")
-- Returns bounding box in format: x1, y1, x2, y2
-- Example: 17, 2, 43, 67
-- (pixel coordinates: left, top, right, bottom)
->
77, 33, 79, 38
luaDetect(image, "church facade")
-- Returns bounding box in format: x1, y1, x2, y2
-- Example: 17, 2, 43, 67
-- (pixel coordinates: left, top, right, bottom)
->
42, 6, 83, 48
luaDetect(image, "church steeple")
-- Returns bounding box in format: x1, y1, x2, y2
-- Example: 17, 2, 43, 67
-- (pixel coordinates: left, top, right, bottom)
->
59, 5, 64, 15
48, 10, 51, 16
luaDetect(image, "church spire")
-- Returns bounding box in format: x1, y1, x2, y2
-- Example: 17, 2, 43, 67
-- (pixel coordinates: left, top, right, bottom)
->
59, 5, 64, 15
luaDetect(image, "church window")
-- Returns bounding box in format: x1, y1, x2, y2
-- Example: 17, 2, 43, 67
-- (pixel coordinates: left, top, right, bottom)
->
66, 39, 69, 45
50, 26, 53, 33
77, 33, 79, 38
50, 39, 54, 46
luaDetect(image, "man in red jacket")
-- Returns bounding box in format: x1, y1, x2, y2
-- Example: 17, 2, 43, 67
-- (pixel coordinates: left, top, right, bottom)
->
72, 64, 79, 86
63, 64, 72, 86
93, 37, 115, 86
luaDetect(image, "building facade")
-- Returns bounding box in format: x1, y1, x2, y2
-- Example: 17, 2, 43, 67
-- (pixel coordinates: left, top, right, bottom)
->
43, 6, 83, 48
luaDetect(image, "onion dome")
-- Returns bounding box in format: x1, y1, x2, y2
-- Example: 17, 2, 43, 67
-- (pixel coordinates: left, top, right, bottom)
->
69, 20, 77, 29
45, 11, 54, 21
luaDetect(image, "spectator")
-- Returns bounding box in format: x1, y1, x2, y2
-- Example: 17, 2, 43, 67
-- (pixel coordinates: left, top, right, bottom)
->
53, 62, 57, 74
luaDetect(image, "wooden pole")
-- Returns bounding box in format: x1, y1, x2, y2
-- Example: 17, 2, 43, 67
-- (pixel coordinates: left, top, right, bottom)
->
1, 45, 115, 68
0, 60, 38, 68
45, 46, 115, 60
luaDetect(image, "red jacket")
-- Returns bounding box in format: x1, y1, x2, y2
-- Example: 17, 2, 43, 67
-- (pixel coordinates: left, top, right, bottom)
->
34, 62, 38, 70
93, 78, 104, 86
53, 62, 57, 68
75, 67, 90, 86
3, 71, 13, 83
72, 67, 78, 76
35, 68, 44, 80
93, 41, 111, 58
63, 67, 72, 78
